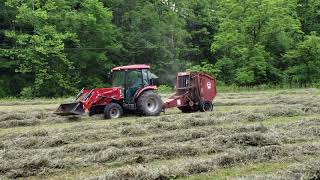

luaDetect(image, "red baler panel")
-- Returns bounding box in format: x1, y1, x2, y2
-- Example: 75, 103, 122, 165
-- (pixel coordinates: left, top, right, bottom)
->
199, 74, 217, 102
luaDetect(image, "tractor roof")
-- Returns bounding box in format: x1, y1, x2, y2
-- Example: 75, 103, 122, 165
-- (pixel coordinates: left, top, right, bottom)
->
112, 64, 150, 71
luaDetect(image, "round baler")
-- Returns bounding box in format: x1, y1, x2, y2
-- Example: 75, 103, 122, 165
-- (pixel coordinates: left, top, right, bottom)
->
164, 72, 217, 113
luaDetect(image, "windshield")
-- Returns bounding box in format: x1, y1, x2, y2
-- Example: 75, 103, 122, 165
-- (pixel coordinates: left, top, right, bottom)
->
112, 71, 125, 87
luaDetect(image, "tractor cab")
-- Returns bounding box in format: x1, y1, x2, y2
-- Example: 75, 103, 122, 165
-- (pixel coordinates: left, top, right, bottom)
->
111, 65, 157, 103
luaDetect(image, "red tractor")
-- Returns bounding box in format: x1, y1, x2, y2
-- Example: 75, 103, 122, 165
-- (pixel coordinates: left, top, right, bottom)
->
54, 64, 217, 119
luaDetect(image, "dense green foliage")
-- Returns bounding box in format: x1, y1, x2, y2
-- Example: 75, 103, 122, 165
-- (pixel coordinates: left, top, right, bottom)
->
0, 0, 319, 97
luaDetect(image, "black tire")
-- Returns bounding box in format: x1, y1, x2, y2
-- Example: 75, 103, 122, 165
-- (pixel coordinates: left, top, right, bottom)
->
199, 101, 213, 112
104, 103, 123, 119
89, 105, 96, 116
89, 108, 95, 116
137, 91, 163, 116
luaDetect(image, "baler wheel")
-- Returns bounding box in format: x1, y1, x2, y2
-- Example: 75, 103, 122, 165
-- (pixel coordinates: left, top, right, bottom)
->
200, 101, 213, 112
104, 103, 123, 119
137, 91, 163, 116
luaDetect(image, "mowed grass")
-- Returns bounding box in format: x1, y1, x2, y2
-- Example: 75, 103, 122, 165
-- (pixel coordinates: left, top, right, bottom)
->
0, 89, 319, 179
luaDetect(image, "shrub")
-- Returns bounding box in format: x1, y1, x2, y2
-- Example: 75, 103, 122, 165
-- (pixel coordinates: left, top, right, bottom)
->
157, 85, 172, 94
20, 87, 34, 98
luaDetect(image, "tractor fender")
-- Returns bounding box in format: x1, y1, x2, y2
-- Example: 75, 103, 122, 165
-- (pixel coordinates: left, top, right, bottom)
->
134, 86, 157, 100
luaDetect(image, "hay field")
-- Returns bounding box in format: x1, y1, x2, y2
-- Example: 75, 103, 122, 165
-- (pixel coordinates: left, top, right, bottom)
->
0, 89, 319, 179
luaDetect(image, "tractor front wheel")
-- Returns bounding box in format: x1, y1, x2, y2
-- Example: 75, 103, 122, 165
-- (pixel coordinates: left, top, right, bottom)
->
137, 91, 163, 116
89, 106, 96, 116
199, 101, 213, 112
104, 103, 123, 119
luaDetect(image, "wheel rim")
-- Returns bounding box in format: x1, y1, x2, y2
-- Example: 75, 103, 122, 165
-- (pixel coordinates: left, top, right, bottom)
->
203, 102, 212, 112
110, 108, 120, 118
146, 98, 158, 112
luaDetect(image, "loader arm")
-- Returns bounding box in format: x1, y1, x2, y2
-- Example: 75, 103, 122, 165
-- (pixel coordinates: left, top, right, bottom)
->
54, 88, 122, 116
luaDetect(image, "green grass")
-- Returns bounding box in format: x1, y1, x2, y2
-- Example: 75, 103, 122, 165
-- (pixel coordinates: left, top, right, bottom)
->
183, 154, 320, 180
262, 115, 313, 125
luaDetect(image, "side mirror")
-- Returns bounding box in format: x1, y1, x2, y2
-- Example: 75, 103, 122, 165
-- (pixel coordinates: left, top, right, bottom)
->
150, 78, 160, 86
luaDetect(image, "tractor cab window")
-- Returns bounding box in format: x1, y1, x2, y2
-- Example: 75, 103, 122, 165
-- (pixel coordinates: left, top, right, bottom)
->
112, 71, 125, 88
148, 71, 159, 85
126, 70, 143, 103
142, 69, 150, 86
127, 70, 143, 88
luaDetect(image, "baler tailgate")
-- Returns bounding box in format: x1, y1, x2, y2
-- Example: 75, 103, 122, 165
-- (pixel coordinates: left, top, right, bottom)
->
54, 102, 85, 116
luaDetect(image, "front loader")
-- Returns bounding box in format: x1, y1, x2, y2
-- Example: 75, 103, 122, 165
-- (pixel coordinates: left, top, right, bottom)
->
54, 64, 217, 119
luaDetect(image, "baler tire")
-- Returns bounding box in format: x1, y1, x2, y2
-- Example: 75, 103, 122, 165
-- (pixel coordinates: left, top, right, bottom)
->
200, 101, 213, 112
137, 91, 163, 116
104, 103, 123, 119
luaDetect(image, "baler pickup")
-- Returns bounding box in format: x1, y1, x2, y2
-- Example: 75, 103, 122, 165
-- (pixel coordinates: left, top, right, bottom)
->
54, 102, 85, 116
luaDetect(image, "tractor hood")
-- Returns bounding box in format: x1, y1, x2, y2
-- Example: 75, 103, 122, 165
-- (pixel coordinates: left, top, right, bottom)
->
80, 87, 123, 110
82, 87, 122, 99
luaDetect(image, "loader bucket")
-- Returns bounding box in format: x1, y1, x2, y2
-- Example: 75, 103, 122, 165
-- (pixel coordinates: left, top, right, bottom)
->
54, 102, 85, 116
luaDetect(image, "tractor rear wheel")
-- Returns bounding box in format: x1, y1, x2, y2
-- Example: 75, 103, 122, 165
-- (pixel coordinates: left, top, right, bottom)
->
199, 101, 213, 112
104, 103, 123, 119
137, 91, 163, 116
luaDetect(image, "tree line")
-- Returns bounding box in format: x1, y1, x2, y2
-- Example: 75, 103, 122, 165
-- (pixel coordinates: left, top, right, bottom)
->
0, 0, 319, 97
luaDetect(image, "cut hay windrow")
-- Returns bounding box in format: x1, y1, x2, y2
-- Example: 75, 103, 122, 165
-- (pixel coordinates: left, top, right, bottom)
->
90, 143, 320, 180
0, 89, 320, 179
